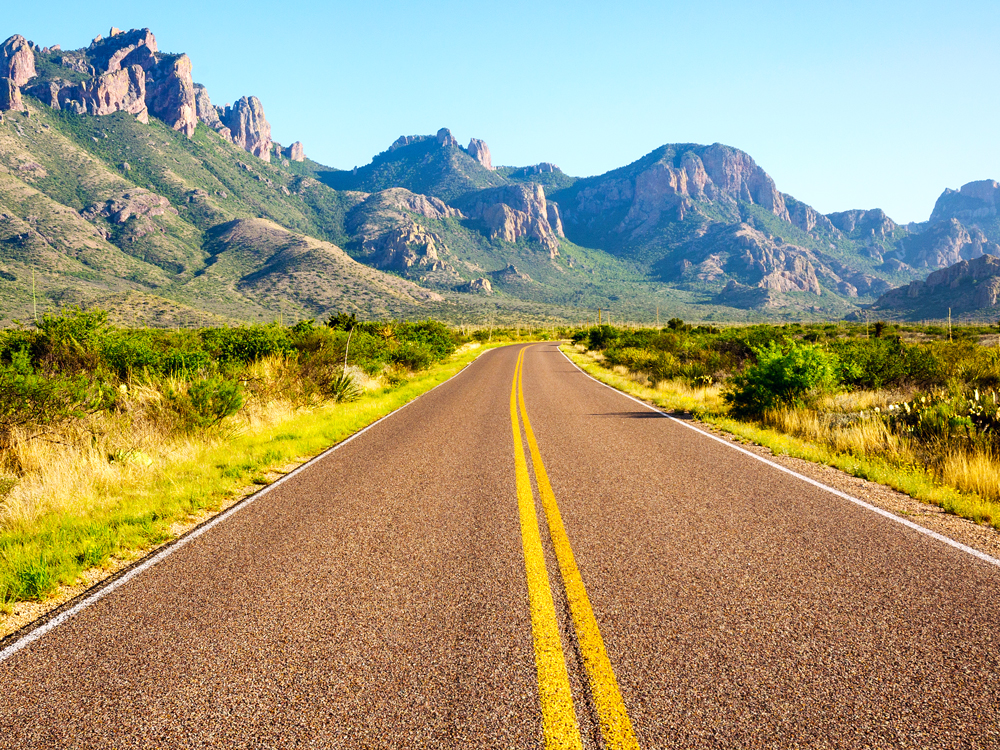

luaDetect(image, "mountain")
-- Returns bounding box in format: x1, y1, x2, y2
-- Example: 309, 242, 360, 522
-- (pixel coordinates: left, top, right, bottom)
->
869, 254, 1000, 321
3, 25, 1000, 325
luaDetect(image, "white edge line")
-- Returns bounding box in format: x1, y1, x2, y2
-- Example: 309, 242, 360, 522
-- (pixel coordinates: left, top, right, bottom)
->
0, 345, 501, 664
558, 346, 1000, 570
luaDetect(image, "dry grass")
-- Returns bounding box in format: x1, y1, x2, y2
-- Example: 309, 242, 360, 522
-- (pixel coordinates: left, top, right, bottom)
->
0, 355, 392, 533
941, 450, 1000, 505
762, 406, 911, 461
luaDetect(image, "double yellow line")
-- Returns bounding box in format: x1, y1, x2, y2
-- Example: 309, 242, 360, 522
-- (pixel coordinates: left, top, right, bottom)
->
510, 346, 639, 750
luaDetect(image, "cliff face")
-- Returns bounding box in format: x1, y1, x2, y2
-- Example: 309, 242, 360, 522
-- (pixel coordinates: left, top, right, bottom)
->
467, 138, 492, 171
219, 96, 272, 161
459, 184, 564, 257
0, 35, 36, 87
6, 29, 291, 161
898, 218, 1000, 268
930, 180, 1000, 224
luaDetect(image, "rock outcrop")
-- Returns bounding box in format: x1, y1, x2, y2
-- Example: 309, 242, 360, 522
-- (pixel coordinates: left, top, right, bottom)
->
0, 78, 22, 112
365, 223, 452, 274
145, 55, 197, 137
460, 184, 564, 257
826, 208, 897, 237
80, 190, 178, 225
10, 28, 292, 155
1, 35, 36, 87
785, 196, 835, 234
511, 163, 560, 177
436, 127, 458, 147
365, 188, 463, 221
193, 83, 232, 140
285, 141, 305, 162
897, 218, 1000, 268
461, 277, 493, 294
87, 28, 157, 73
220, 96, 272, 161
491, 264, 533, 284
467, 138, 492, 170
58, 65, 148, 121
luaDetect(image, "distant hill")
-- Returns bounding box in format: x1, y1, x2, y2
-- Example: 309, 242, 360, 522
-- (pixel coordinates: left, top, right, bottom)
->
869, 254, 1000, 321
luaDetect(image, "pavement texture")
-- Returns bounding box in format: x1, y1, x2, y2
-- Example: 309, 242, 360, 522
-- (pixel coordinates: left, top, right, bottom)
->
2, 342, 999, 748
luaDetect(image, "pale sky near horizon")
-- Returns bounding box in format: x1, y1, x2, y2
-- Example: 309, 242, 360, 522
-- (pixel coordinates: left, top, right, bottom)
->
4, 1, 998, 224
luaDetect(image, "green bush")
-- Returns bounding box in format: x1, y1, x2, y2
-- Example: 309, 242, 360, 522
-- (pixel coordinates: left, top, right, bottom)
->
724, 341, 840, 417
0, 348, 114, 449
170, 377, 244, 430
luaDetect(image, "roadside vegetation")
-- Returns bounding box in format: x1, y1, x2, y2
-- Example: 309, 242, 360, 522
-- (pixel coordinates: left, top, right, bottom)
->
0, 309, 557, 614
566, 319, 1000, 531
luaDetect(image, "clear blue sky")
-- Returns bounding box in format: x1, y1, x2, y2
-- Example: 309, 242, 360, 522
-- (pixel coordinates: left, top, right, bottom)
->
5, 1, 999, 223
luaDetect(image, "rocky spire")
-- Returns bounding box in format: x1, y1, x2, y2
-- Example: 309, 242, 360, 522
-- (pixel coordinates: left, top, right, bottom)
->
220, 96, 272, 161
0, 35, 36, 87
467, 138, 493, 171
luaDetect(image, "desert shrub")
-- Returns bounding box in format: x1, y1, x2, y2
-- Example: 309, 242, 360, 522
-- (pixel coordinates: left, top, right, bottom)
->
201, 324, 293, 364
32, 308, 109, 372
0, 348, 114, 450
724, 341, 840, 417
391, 341, 435, 371
831, 337, 940, 390
169, 376, 243, 430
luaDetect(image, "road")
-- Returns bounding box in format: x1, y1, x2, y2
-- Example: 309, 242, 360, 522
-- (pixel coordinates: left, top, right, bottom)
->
2, 342, 999, 748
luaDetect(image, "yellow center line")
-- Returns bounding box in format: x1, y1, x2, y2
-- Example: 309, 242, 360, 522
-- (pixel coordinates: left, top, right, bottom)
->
518, 346, 641, 750
511, 347, 583, 749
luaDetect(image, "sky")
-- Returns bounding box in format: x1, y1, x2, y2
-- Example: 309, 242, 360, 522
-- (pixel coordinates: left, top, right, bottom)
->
4, 0, 999, 224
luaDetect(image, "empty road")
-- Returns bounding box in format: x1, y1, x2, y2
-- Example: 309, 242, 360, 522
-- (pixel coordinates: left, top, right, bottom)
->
2, 342, 999, 748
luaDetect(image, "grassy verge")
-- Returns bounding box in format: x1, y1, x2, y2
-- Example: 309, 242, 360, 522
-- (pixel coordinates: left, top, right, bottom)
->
561, 345, 1000, 531
0, 342, 501, 613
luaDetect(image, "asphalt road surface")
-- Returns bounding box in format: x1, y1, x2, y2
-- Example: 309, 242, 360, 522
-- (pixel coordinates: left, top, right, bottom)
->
2, 342, 999, 749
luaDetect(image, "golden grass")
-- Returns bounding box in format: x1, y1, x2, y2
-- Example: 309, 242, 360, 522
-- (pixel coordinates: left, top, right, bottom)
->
941, 450, 1000, 505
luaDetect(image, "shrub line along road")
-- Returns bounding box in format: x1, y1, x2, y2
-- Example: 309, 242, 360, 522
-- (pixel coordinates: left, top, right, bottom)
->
2, 343, 1000, 748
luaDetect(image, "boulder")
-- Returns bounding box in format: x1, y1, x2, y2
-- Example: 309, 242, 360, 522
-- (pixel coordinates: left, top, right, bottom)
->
467, 138, 493, 170
462, 277, 493, 294
220, 96, 272, 160
285, 141, 305, 162
0, 35, 36, 87
146, 54, 197, 137
0, 77, 22, 112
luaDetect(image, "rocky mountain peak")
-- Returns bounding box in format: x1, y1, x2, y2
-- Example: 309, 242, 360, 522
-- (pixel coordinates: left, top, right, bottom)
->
930, 179, 1000, 224
1, 35, 36, 87
467, 138, 493, 170
563, 142, 790, 243
87, 28, 158, 74
436, 128, 458, 147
